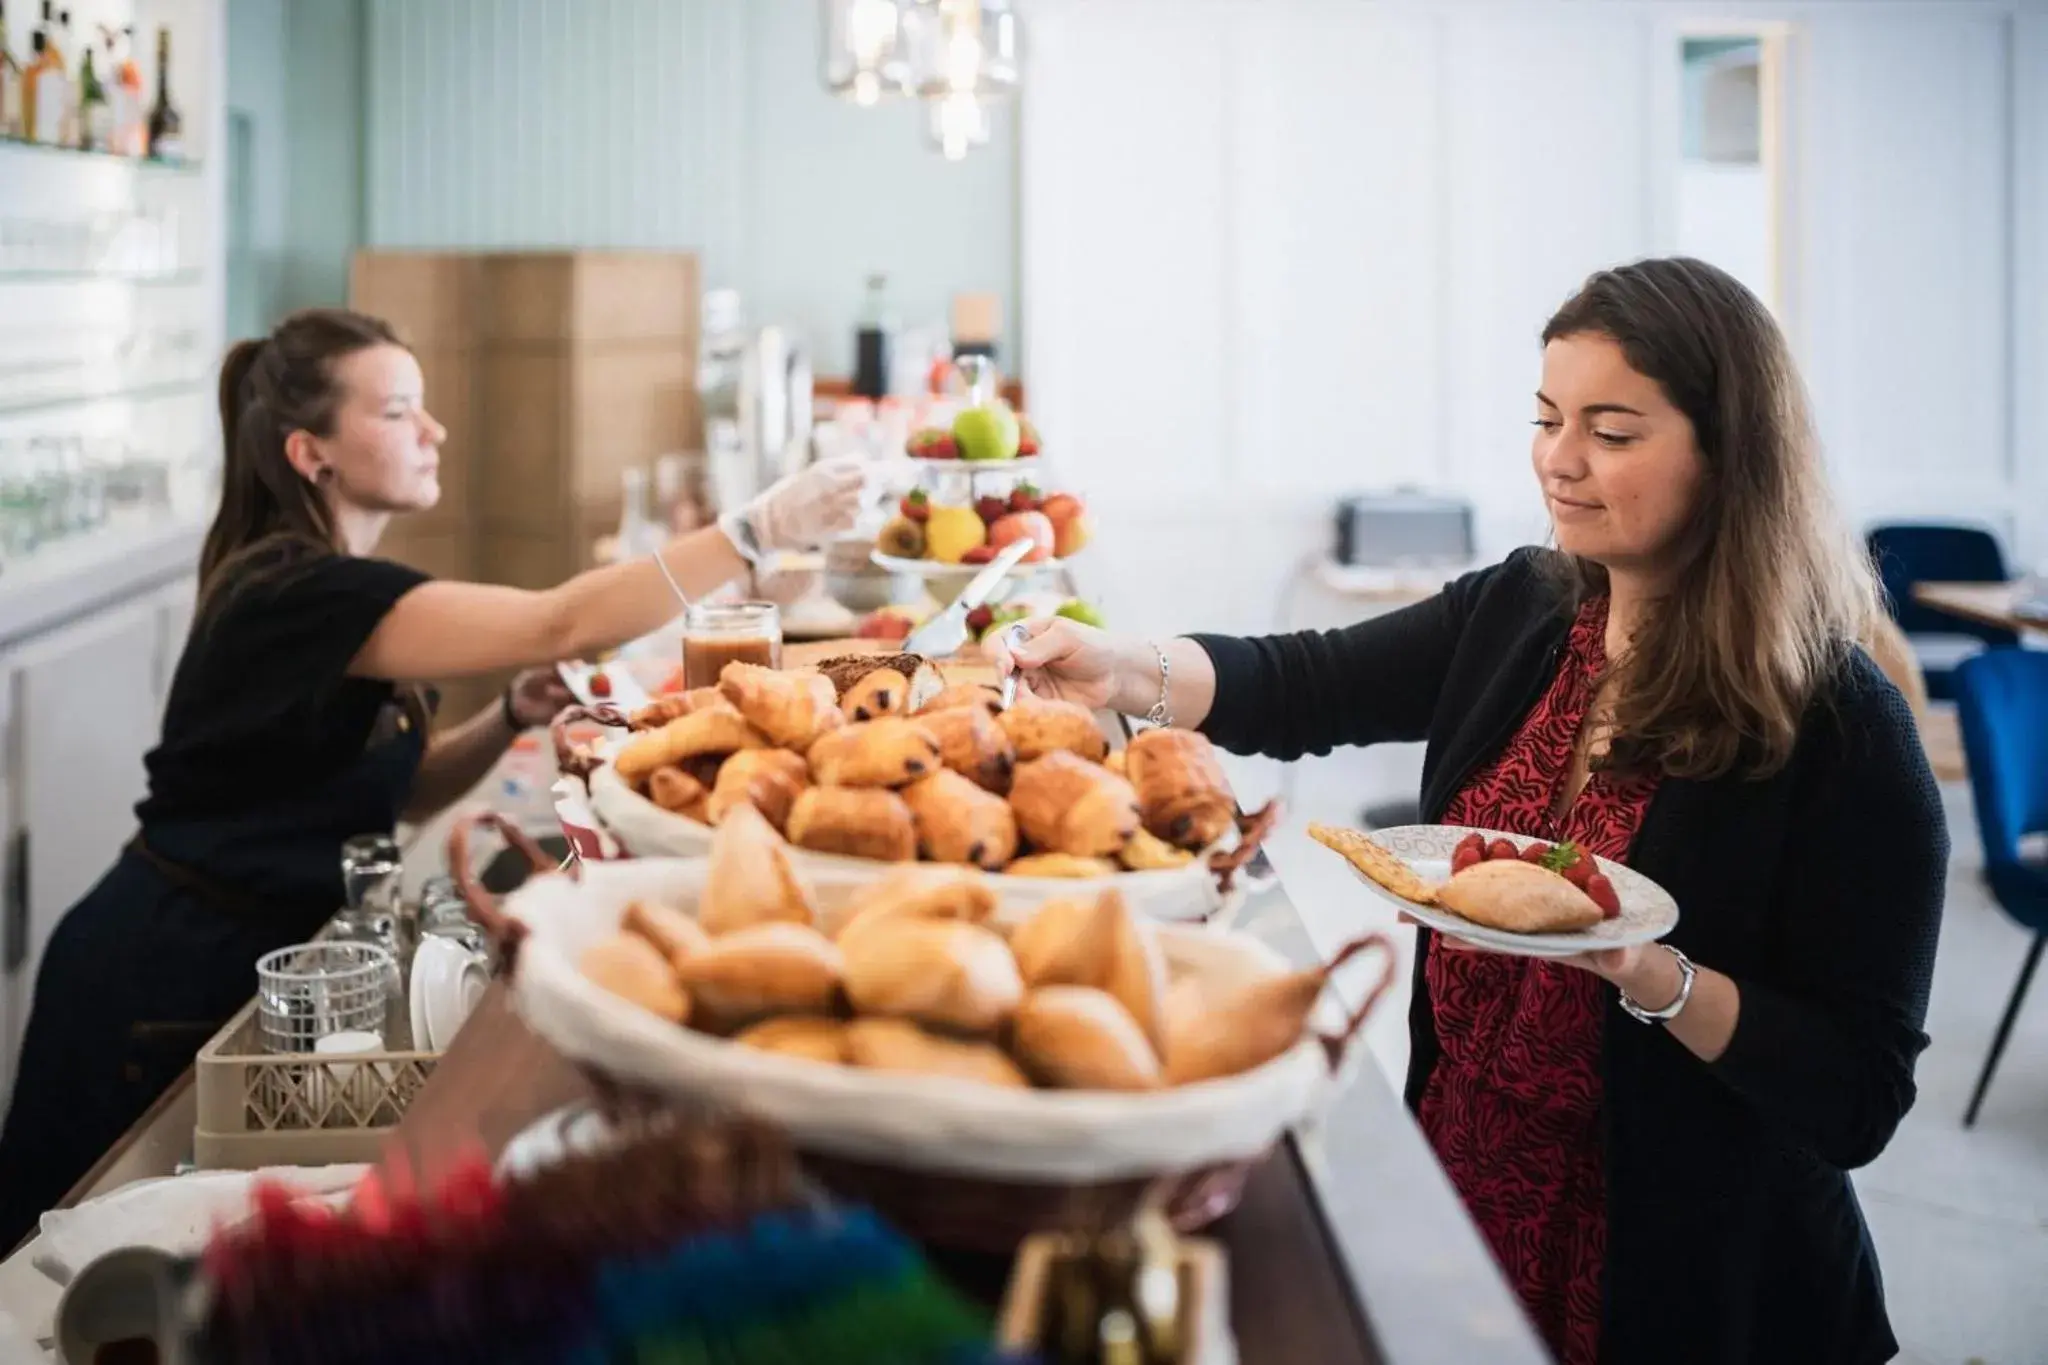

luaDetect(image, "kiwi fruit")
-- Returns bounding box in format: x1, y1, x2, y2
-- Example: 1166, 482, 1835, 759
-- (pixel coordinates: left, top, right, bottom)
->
878, 515, 927, 559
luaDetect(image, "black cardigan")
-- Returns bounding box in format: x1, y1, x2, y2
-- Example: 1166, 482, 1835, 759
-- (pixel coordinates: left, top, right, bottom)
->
1193, 549, 1946, 1365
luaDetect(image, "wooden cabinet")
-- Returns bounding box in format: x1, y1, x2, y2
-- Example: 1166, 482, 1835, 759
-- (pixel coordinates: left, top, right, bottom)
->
350, 249, 702, 727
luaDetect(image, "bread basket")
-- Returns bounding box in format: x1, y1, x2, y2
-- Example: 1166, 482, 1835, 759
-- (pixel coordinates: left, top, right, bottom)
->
449, 813, 1392, 1250
551, 706, 1277, 923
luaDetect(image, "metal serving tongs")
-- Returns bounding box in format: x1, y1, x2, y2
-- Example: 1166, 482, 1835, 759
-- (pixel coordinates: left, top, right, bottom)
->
997, 619, 1034, 710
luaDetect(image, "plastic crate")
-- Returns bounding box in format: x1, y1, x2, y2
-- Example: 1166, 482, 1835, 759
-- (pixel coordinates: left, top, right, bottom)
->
192, 997, 440, 1169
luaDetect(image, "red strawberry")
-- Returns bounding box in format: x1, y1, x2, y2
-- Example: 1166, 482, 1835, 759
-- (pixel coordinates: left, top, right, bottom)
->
974, 494, 1009, 524
960, 545, 997, 565
965, 605, 994, 633
1519, 841, 1551, 865
1453, 832, 1485, 862
932, 434, 959, 458
1017, 418, 1040, 456
1010, 482, 1043, 513
1585, 873, 1620, 919
1451, 845, 1483, 876
1541, 839, 1596, 889
900, 489, 931, 522
1486, 838, 1519, 862
589, 670, 612, 699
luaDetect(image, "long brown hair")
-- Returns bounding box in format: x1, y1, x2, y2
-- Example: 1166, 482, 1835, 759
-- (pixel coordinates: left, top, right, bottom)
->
201, 308, 405, 600
1542, 257, 1878, 780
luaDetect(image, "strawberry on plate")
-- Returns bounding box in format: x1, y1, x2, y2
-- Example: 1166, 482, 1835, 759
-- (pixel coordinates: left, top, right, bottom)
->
899, 489, 931, 522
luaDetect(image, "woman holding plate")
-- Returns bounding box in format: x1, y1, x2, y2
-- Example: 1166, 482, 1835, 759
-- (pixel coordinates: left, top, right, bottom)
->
0, 308, 865, 1248
990, 257, 1945, 1365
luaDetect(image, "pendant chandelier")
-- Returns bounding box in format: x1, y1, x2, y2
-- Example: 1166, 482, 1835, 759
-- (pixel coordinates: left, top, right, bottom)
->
822, 0, 1021, 160
821, 0, 913, 107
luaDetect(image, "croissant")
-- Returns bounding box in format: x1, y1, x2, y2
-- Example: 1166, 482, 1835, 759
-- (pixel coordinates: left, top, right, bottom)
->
901, 768, 1019, 870
719, 663, 844, 751
831, 865, 997, 945
1002, 852, 1120, 879
786, 786, 919, 863
646, 765, 709, 815
917, 703, 1016, 794
705, 747, 812, 833
629, 688, 724, 730
701, 801, 816, 935
1007, 751, 1141, 858
621, 899, 712, 969
1008, 890, 1167, 1056
1013, 986, 1162, 1091
998, 698, 1110, 764
673, 923, 843, 1028
843, 1018, 1028, 1089
616, 706, 765, 784
806, 718, 941, 789
840, 918, 1023, 1035
579, 934, 689, 1023
1125, 727, 1236, 850
735, 1016, 848, 1065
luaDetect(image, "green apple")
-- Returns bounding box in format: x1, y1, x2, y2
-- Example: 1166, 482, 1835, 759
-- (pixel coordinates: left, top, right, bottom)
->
952, 403, 1022, 462
1056, 599, 1106, 629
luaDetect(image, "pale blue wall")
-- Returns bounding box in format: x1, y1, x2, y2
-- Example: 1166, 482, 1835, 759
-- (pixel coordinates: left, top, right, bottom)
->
225, 0, 287, 332
343, 0, 1017, 377
280, 0, 365, 314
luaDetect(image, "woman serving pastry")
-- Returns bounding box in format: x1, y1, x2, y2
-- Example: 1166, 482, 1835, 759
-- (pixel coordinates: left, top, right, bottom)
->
0, 308, 865, 1247
991, 258, 1945, 1365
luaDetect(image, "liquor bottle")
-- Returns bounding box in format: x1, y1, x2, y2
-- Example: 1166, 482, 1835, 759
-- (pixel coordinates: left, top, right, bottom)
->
52, 3, 73, 145
75, 27, 106, 149
114, 24, 142, 155
22, 1, 64, 146
0, 1, 22, 139
852, 273, 894, 401
144, 23, 180, 160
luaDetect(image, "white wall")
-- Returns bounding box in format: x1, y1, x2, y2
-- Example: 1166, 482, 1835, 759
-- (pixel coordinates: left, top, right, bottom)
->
358, 0, 1018, 378
1023, 0, 2048, 637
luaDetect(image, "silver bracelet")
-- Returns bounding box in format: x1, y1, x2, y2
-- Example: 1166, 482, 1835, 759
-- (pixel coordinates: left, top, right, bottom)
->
1618, 945, 1697, 1024
1143, 642, 1173, 728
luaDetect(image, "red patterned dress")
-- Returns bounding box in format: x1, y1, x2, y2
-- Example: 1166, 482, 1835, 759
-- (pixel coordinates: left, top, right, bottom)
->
1419, 595, 1659, 1365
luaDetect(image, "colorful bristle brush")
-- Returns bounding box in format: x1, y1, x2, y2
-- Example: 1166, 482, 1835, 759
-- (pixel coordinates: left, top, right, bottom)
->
174, 1115, 1034, 1365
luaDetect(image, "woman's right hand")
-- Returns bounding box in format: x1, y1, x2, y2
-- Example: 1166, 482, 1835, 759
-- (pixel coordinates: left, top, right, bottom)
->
986, 616, 1136, 711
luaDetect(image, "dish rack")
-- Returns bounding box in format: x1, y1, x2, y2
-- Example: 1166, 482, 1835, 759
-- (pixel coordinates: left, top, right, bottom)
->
192, 996, 441, 1169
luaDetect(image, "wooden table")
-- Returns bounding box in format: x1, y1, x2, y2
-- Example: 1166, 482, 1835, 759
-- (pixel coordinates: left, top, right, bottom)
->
1911, 580, 2048, 635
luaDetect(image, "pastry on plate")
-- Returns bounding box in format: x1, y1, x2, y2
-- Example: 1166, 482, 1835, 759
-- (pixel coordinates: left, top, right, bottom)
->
1435, 859, 1604, 934
719, 663, 844, 751
616, 706, 765, 784
917, 703, 1016, 794
998, 698, 1110, 764
1125, 727, 1236, 850
786, 786, 919, 863
815, 653, 944, 713
705, 747, 812, 832
806, 717, 942, 789
1008, 751, 1141, 858
702, 802, 816, 935
901, 768, 1020, 870
1307, 823, 1438, 905
842, 667, 913, 722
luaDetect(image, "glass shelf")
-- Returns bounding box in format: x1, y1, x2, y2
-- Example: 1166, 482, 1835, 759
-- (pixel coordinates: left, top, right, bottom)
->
0, 134, 201, 174
0, 379, 207, 418
0, 269, 202, 285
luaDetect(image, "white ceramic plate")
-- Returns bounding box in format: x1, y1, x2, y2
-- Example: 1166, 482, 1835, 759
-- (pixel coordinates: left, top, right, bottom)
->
869, 549, 1069, 579
1341, 825, 1679, 958
904, 454, 1043, 471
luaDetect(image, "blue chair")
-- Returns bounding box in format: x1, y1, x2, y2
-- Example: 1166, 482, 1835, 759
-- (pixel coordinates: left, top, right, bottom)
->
1952, 649, 2048, 1126
1868, 524, 2019, 701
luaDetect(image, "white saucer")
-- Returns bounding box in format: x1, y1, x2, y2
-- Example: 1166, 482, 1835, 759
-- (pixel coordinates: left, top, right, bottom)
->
411, 937, 488, 1051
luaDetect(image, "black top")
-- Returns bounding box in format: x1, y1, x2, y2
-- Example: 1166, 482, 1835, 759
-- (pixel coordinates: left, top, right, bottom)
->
1193, 549, 1945, 1365
137, 539, 431, 911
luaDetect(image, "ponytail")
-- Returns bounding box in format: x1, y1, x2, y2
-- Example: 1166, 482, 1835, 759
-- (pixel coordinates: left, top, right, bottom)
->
198, 309, 405, 606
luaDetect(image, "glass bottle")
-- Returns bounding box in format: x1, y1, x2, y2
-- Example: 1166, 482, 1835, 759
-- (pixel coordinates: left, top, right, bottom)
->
853, 272, 894, 401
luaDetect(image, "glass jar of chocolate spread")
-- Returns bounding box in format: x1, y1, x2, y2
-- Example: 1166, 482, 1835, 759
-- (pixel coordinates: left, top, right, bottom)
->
682, 600, 782, 690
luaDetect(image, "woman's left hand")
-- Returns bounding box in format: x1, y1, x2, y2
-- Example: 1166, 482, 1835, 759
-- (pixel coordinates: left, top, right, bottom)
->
505, 668, 578, 729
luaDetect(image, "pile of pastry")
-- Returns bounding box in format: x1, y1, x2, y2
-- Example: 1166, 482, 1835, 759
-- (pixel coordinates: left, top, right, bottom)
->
576, 804, 1324, 1092
609, 653, 1237, 877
